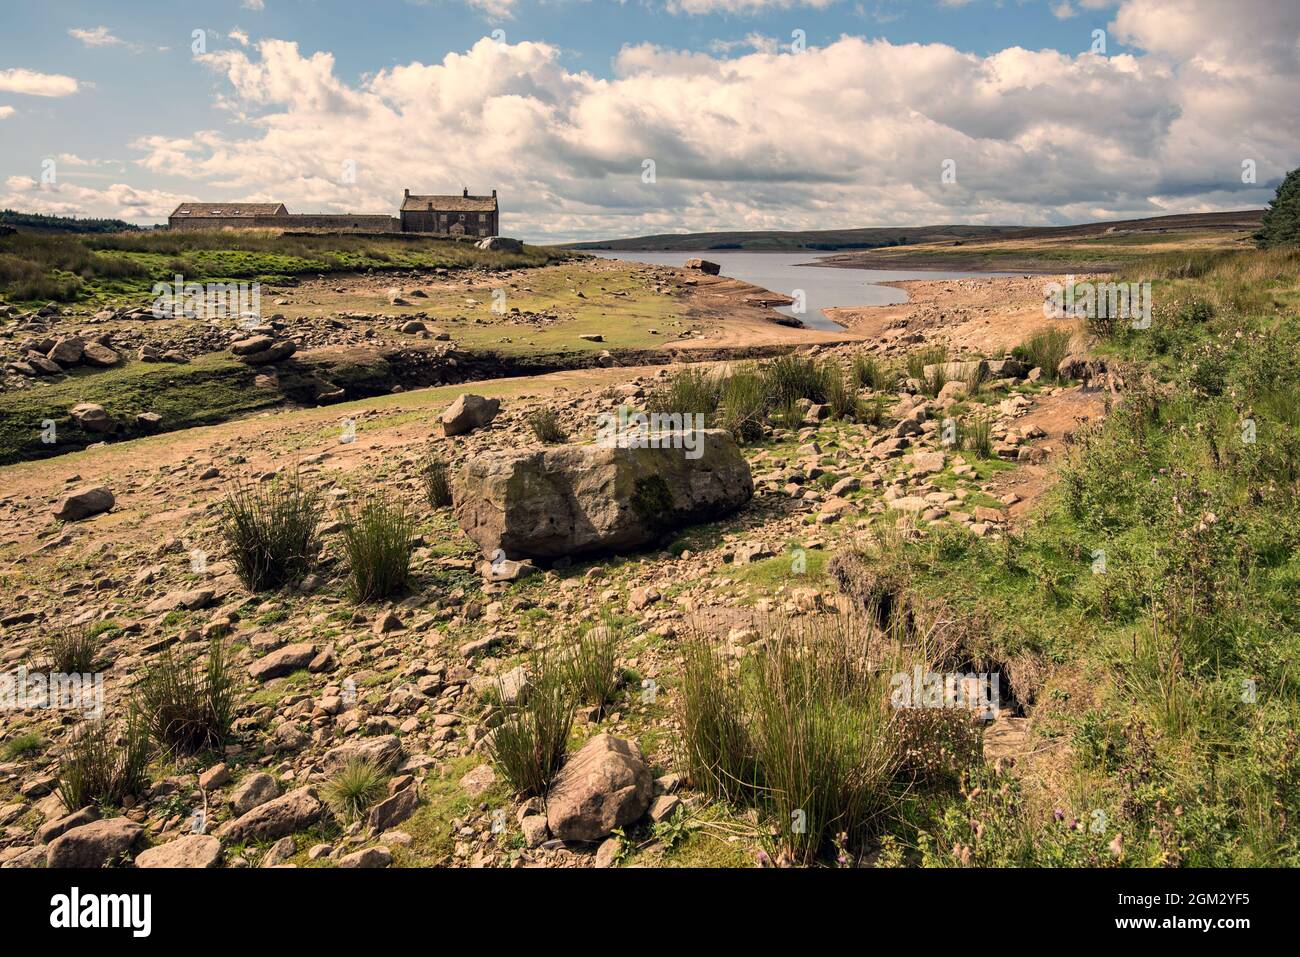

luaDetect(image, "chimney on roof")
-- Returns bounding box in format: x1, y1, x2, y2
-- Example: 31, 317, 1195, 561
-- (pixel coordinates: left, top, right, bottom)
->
462, 186, 469, 197
492, 189, 497, 198
404, 188, 410, 198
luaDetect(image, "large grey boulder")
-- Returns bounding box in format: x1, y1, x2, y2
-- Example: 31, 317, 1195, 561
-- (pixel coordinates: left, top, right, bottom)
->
454, 429, 752, 560
441, 393, 500, 437
546, 734, 652, 843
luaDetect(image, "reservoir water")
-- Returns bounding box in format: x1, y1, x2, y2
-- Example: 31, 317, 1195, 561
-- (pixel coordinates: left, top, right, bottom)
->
591, 250, 1010, 332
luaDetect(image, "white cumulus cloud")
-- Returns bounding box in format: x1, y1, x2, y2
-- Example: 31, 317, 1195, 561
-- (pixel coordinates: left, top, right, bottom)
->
0, 68, 80, 97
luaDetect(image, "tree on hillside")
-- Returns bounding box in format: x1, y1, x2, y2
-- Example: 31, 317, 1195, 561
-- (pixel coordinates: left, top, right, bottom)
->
1255, 167, 1300, 249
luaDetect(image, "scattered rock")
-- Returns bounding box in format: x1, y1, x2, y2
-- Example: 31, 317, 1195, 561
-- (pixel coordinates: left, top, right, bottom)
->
230, 773, 281, 816
135, 834, 222, 868
337, 845, 392, 868
70, 403, 115, 434
249, 642, 317, 681
441, 393, 501, 437
53, 485, 114, 521
546, 733, 652, 843
222, 787, 323, 844
47, 818, 144, 868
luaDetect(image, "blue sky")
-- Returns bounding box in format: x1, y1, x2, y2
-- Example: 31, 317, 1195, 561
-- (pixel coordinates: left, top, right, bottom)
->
1, 0, 1294, 241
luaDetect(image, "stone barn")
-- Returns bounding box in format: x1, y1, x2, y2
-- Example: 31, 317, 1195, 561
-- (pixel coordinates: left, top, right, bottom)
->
168, 202, 288, 231
400, 188, 499, 236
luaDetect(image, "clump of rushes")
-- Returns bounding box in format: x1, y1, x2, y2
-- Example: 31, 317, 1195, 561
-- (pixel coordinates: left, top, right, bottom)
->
2, 732, 43, 760
528, 408, 568, 444
851, 354, 892, 391
763, 354, 827, 407
774, 396, 804, 431
678, 630, 758, 802
1019, 326, 1072, 380
676, 616, 903, 864
488, 659, 574, 797
648, 366, 723, 419
220, 469, 322, 591
961, 408, 994, 459
563, 621, 621, 718
906, 344, 947, 382
44, 623, 100, 674
718, 364, 768, 443
134, 640, 236, 757
323, 758, 389, 822
421, 453, 454, 508
823, 361, 856, 420
56, 713, 151, 812
859, 392, 888, 427
340, 495, 415, 602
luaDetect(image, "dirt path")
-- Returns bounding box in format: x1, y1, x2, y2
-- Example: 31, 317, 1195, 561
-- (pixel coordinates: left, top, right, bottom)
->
988, 385, 1109, 522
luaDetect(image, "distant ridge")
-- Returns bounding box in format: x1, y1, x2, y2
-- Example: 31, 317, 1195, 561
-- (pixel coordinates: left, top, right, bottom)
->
563, 210, 1264, 252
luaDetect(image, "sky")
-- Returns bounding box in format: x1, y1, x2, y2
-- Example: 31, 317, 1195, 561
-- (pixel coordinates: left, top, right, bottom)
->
0, 0, 1297, 243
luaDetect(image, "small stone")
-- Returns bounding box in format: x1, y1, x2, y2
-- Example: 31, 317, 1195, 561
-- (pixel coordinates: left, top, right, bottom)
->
337, 846, 392, 868
459, 764, 497, 797
135, 834, 222, 868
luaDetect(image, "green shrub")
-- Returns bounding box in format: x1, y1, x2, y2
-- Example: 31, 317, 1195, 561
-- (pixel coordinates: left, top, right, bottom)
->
488, 660, 573, 797
220, 470, 322, 591
528, 409, 567, 444
1255, 165, 1300, 249
323, 758, 389, 822
340, 495, 415, 602
134, 640, 236, 756
1176, 297, 1216, 324
56, 713, 151, 812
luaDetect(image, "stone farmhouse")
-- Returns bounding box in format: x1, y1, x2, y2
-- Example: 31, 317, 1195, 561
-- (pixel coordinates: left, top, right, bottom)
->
168, 189, 499, 236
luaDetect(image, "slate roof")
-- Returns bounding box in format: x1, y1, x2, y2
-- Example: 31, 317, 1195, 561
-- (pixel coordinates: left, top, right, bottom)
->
170, 203, 288, 218
400, 194, 497, 213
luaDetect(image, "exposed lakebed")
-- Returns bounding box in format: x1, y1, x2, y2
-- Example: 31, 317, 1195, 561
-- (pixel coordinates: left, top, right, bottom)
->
592, 250, 1015, 331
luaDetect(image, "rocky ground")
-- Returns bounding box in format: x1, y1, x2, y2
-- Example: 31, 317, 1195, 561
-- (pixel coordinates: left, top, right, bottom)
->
0, 284, 1113, 867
